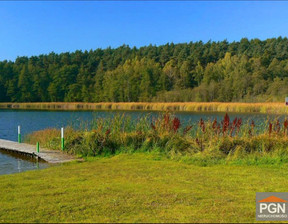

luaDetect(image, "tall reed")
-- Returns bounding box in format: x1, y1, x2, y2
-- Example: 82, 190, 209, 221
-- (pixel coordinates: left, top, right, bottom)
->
2, 102, 288, 114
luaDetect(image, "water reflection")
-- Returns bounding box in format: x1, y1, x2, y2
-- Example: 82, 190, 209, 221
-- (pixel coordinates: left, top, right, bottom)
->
0, 149, 50, 175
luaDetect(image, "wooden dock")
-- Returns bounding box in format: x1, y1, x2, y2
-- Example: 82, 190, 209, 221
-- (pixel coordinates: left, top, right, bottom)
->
0, 139, 79, 163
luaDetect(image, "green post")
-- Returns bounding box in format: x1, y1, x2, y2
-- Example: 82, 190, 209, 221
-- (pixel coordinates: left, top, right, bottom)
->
36, 142, 39, 153
61, 127, 64, 151
18, 125, 21, 143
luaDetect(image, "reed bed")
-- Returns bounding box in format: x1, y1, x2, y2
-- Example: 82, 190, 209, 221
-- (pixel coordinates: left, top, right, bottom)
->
25, 112, 288, 165
1, 102, 288, 114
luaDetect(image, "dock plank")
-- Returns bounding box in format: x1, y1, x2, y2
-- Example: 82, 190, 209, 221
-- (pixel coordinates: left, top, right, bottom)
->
0, 139, 79, 163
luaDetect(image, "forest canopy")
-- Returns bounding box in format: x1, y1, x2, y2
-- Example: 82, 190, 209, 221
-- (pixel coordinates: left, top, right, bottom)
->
1, 37, 288, 103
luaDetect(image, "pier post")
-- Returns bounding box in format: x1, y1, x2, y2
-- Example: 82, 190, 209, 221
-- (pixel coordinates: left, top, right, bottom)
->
61, 127, 64, 150
36, 142, 39, 153
18, 125, 21, 143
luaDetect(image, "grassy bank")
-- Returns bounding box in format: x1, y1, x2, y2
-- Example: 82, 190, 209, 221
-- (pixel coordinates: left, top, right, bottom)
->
25, 112, 288, 165
4, 113, 288, 222
1, 153, 288, 223
1, 102, 288, 114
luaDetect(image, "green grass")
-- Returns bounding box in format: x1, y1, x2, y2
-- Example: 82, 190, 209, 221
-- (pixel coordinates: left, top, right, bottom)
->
1, 153, 288, 223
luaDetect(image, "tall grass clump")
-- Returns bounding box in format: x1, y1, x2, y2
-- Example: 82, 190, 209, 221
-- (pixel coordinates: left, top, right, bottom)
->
66, 113, 197, 157
25, 127, 80, 150
25, 112, 288, 165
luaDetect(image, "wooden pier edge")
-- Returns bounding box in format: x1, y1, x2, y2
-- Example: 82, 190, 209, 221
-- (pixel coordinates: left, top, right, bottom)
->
0, 139, 80, 164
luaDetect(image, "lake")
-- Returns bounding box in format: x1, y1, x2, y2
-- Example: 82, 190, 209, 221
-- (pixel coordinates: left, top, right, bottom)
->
0, 110, 285, 175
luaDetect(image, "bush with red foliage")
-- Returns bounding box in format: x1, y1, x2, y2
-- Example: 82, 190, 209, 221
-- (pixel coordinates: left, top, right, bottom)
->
172, 117, 181, 132
268, 122, 273, 136
284, 119, 288, 135
222, 113, 230, 135
183, 125, 193, 136
199, 118, 205, 133
275, 119, 280, 133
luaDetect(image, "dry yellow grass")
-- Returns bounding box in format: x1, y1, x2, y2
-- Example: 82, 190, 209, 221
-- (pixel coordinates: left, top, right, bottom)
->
0, 102, 288, 114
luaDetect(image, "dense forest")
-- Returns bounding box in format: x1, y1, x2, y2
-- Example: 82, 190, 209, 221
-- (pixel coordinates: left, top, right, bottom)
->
1, 37, 288, 103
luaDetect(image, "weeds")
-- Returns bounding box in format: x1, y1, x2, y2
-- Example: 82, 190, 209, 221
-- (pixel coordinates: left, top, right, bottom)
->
25, 112, 288, 164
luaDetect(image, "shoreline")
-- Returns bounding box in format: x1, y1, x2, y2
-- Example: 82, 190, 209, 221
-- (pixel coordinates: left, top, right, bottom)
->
0, 102, 287, 114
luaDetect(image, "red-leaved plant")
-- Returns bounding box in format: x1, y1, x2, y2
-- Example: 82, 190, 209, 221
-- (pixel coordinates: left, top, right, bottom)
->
172, 117, 181, 132
284, 119, 288, 135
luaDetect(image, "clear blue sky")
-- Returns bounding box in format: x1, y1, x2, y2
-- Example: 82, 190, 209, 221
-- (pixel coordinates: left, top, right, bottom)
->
0, 1, 288, 61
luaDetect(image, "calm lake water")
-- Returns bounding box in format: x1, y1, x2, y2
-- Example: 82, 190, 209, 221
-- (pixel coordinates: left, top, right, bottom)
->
0, 109, 285, 175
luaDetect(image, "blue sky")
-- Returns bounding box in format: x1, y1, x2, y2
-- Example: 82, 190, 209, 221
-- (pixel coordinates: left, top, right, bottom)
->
0, 1, 288, 61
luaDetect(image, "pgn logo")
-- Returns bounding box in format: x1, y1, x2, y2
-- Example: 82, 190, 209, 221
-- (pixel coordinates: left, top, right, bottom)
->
256, 193, 288, 221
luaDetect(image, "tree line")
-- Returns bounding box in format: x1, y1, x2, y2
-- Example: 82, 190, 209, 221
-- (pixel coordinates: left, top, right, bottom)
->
1, 37, 288, 103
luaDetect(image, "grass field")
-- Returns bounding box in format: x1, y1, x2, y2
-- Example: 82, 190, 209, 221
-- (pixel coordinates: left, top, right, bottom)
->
1, 102, 288, 114
1, 153, 288, 223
